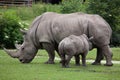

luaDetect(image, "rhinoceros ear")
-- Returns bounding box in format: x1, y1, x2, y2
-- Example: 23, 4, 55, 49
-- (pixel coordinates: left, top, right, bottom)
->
20, 29, 27, 35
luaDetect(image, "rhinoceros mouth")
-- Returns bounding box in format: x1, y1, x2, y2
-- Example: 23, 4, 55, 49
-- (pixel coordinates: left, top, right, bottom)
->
19, 58, 32, 63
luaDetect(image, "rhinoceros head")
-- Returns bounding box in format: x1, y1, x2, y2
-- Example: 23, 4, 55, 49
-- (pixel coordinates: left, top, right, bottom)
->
4, 29, 38, 63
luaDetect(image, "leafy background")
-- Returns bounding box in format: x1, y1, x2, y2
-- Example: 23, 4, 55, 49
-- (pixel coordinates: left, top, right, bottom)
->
0, 0, 120, 48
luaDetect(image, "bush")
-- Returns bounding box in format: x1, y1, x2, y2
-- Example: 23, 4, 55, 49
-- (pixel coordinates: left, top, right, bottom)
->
45, 4, 61, 13
111, 32, 120, 47
32, 4, 47, 17
61, 0, 87, 13
87, 0, 120, 46
16, 7, 35, 20
0, 10, 23, 48
16, 4, 46, 20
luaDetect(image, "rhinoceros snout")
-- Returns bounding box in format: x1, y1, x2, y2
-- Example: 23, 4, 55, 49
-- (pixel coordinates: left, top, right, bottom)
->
19, 58, 32, 63
19, 59, 25, 63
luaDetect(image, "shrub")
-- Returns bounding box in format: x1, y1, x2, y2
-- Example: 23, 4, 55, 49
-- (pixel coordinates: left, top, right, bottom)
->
32, 4, 47, 17
16, 7, 35, 20
111, 32, 120, 47
45, 4, 61, 13
61, 0, 87, 13
0, 10, 23, 48
16, 4, 47, 20
32, 3, 61, 15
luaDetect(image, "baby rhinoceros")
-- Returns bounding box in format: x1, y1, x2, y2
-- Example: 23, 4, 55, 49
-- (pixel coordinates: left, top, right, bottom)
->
58, 34, 93, 68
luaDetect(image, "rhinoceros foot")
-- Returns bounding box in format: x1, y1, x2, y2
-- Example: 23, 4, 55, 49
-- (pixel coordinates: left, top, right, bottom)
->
44, 61, 55, 64
62, 65, 70, 68
75, 63, 80, 66
104, 63, 113, 66
61, 65, 66, 68
91, 62, 101, 65
82, 64, 87, 67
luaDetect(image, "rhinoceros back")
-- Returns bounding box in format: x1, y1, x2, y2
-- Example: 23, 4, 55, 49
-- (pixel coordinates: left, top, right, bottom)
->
51, 13, 112, 47
33, 12, 112, 47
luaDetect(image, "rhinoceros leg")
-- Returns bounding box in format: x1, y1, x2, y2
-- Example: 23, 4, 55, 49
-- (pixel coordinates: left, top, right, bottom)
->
74, 55, 80, 66
65, 55, 73, 68
61, 54, 66, 68
54, 44, 63, 63
92, 47, 104, 65
81, 53, 87, 66
102, 45, 113, 66
92, 45, 113, 66
42, 42, 55, 64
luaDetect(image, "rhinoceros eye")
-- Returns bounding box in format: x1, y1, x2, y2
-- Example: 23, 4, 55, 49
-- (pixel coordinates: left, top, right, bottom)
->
21, 47, 24, 51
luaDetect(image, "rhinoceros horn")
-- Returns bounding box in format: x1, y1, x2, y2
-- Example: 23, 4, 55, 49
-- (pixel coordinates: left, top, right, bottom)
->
3, 48, 19, 58
15, 43, 21, 50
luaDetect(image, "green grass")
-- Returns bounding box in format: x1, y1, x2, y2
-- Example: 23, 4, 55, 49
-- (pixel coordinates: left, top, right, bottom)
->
0, 48, 120, 80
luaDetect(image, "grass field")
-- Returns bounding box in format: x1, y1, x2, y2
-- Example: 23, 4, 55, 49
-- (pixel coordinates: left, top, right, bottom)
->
0, 48, 120, 80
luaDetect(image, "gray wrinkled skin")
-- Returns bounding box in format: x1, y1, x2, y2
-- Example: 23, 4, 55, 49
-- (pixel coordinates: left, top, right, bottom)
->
58, 34, 90, 67
4, 12, 113, 66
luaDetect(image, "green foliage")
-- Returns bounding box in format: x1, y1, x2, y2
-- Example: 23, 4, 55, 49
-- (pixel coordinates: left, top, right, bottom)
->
87, 0, 120, 46
61, 0, 87, 13
111, 32, 120, 47
16, 4, 47, 20
0, 1, 119, 48
0, 10, 22, 48
16, 7, 35, 20
32, 4, 47, 16
16, 3, 61, 20
45, 4, 61, 13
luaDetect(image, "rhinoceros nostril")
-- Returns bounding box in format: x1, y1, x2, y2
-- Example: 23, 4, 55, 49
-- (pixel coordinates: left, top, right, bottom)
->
20, 59, 23, 62
20, 59, 25, 63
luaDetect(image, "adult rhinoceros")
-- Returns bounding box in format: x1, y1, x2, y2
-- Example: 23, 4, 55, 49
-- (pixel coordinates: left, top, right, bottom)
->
4, 12, 113, 66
